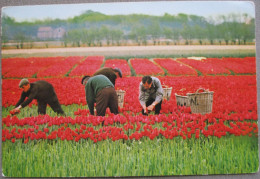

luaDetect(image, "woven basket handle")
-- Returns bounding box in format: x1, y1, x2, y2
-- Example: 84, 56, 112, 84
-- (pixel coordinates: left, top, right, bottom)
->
162, 85, 168, 88
195, 88, 207, 93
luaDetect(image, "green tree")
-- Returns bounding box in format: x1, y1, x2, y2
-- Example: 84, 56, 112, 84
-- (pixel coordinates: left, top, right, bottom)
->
193, 25, 206, 45
110, 29, 123, 46
65, 29, 82, 47
228, 13, 241, 45
100, 26, 111, 46
1, 28, 9, 48
147, 21, 161, 45
162, 27, 173, 45
136, 26, 147, 45
172, 29, 180, 45
217, 15, 232, 45
1, 15, 15, 46
206, 24, 217, 45
63, 33, 69, 47
181, 24, 192, 45
14, 32, 26, 49
241, 17, 255, 44
94, 28, 103, 46
129, 25, 147, 45
228, 13, 255, 45
82, 28, 96, 46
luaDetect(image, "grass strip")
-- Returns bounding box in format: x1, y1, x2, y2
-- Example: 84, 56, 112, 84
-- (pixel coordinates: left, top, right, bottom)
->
2, 135, 258, 177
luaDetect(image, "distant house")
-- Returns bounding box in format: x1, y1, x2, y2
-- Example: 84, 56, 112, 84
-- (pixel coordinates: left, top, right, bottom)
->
37, 27, 66, 40
37, 27, 53, 39
53, 27, 66, 39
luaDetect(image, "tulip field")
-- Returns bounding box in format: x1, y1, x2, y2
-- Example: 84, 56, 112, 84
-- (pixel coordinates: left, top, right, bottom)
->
1, 55, 259, 177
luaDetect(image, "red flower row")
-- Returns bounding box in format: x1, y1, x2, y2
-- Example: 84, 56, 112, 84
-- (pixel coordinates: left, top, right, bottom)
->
220, 57, 256, 74
176, 57, 256, 75
154, 58, 197, 76
130, 58, 164, 75
177, 58, 230, 75
2, 57, 256, 78
104, 59, 131, 76
2, 110, 258, 143
37, 56, 84, 77
69, 56, 104, 76
2, 57, 64, 78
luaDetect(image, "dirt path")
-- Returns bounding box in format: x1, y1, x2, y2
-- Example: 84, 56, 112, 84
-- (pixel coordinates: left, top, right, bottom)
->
1, 45, 255, 57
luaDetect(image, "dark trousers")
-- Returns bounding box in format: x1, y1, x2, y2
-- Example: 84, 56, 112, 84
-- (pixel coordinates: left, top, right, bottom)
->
142, 98, 162, 115
38, 96, 64, 115
96, 87, 118, 116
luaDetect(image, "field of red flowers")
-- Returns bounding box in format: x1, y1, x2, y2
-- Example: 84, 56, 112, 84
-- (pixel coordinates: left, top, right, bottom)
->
2, 56, 258, 140
2, 56, 256, 78
2, 75, 258, 142
1, 56, 258, 177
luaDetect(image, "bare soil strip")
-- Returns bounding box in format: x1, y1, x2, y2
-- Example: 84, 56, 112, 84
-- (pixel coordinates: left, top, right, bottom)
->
1, 45, 255, 56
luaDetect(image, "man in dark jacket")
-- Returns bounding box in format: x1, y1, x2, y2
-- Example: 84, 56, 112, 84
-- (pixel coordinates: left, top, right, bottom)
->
93, 67, 122, 86
10, 78, 65, 115
81, 75, 118, 116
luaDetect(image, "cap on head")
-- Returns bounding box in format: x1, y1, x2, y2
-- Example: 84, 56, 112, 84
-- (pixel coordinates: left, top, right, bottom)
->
19, 78, 29, 88
114, 68, 122, 78
81, 75, 91, 85
142, 76, 152, 84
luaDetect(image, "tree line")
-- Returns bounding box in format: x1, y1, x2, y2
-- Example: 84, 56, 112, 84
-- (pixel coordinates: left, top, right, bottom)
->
1, 11, 255, 48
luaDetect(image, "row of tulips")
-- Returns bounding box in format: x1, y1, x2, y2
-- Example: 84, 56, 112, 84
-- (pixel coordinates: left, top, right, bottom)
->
154, 58, 197, 76
37, 56, 84, 77
2, 56, 256, 78
104, 59, 131, 76
2, 107, 258, 143
129, 58, 164, 75
3, 102, 258, 130
2, 57, 64, 78
176, 57, 256, 75
177, 58, 231, 75
221, 57, 256, 74
69, 56, 104, 76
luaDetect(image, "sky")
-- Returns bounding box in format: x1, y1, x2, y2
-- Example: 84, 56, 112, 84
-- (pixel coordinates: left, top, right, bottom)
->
1, 1, 255, 22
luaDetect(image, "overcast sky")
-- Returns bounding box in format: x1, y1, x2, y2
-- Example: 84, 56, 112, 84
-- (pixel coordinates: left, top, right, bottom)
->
1, 1, 255, 22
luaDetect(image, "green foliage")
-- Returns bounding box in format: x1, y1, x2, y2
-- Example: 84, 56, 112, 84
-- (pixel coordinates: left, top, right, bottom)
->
68, 10, 108, 23
2, 104, 85, 118
1, 11, 255, 47
2, 101, 259, 177
2, 135, 258, 177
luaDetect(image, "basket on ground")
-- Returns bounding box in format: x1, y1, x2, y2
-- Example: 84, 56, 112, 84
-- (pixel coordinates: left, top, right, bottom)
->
116, 90, 126, 108
175, 93, 190, 107
162, 86, 172, 101
187, 88, 214, 114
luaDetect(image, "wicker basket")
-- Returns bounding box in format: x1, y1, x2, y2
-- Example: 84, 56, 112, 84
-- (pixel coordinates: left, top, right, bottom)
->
187, 88, 214, 114
175, 93, 190, 107
116, 90, 126, 108
162, 86, 172, 101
